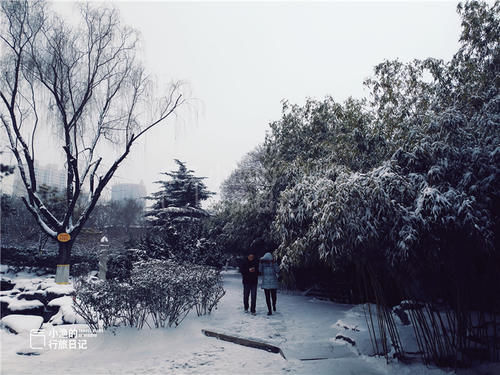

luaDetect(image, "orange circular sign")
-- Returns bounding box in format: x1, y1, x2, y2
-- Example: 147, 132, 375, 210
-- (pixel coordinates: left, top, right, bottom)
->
57, 233, 71, 242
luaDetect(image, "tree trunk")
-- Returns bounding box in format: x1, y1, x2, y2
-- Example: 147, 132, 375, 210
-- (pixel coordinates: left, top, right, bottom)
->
55, 240, 73, 284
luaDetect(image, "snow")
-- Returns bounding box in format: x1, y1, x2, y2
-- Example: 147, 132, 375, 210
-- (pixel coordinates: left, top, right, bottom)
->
7, 299, 44, 311
48, 296, 86, 325
14, 277, 45, 291
1, 315, 43, 334
18, 290, 47, 298
44, 284, 74, 296
27, 198, 59, 237
0, 295, 16, 303
0, 270, 465, 374
47, 296, 73, 307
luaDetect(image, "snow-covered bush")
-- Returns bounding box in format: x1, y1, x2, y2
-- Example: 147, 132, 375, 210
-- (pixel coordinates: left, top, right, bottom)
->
72, 280, 125, 331
131, 260, 196, 328
106, 250, 134, 281
190, 265, 225, 316
71, 261, 94, 277
73, 259, 225, 330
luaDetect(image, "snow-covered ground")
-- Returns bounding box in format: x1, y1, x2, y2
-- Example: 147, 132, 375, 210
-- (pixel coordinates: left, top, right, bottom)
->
1, 269, 498, 374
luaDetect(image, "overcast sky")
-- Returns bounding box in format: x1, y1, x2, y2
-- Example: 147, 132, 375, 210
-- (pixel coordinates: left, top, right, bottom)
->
3, 1, 462, 203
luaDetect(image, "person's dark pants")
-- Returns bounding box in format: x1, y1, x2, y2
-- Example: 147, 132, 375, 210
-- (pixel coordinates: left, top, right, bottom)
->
264, 289, 277, 313
243, 283, 257, 313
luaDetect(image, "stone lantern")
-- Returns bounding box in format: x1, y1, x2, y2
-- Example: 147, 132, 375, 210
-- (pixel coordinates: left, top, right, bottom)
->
98, 236, 110, 280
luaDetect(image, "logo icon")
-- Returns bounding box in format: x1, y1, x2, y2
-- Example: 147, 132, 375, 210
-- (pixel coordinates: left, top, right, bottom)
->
30, 329, 46, 349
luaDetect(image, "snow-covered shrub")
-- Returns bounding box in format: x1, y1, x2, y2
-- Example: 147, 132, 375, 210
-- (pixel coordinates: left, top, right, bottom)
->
190, 265, 225, 316
73, 260, 225, 330
106, 250, 134, 281
131, 260, 196, 328
72, 280, 124, 331
71, 262, 94, 277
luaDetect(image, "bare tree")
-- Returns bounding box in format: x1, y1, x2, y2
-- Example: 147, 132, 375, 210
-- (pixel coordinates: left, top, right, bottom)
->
0, 1, 184, 282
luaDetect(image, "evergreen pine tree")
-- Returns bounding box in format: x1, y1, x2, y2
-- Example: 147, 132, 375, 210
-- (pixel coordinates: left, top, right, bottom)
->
146, 160, 214, 228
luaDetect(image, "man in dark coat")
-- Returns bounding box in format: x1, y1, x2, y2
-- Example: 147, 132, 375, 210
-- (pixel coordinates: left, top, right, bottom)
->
239, 251, 259, 314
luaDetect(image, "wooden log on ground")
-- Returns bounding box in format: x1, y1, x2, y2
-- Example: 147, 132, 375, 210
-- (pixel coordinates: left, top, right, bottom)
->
202, 329, 286, 359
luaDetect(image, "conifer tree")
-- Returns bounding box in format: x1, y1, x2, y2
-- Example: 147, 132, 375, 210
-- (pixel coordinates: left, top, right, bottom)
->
146, 160, 214, 228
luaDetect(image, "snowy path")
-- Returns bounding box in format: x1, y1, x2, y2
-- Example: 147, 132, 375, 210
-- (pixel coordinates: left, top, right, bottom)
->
1, 271, 452, 375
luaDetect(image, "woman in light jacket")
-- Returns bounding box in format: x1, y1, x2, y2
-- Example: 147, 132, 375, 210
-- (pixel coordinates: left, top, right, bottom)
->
259, 252, 280, 315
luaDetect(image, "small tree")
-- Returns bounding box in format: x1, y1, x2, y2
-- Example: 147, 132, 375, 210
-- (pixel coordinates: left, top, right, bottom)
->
0, 1, 184, 282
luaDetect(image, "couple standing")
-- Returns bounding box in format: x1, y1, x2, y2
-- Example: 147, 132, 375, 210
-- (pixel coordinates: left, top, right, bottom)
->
239, 251, 279, 316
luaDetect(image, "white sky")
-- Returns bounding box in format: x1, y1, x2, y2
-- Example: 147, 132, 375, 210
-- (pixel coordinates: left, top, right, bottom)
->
2, 1, 462, 203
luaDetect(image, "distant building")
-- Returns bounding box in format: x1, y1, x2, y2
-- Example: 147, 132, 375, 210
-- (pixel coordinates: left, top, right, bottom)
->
11, 163, 66, 196
111, 182, 147, 202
